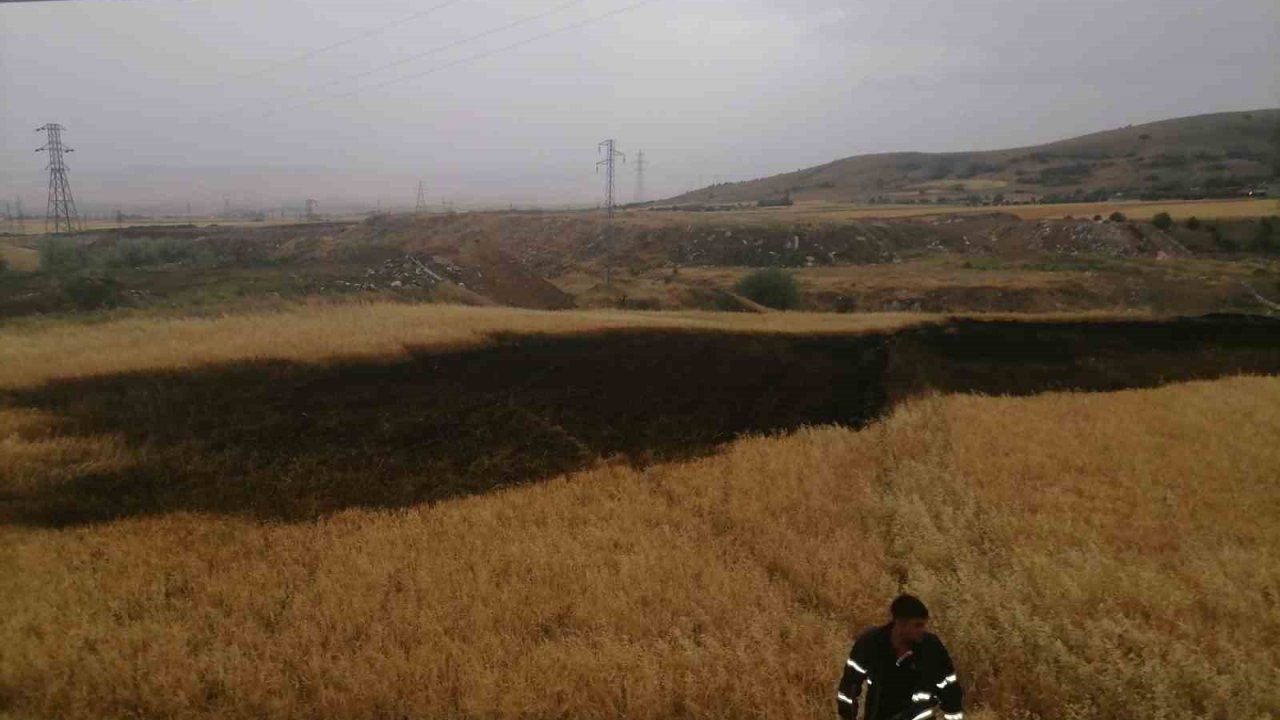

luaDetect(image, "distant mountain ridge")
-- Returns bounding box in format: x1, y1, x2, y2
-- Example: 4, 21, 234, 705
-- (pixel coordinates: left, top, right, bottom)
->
662, 110, 1280, 206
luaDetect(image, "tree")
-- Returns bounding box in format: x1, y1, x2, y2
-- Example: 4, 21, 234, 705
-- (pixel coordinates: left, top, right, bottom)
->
1152, 212, 1173, 230
735, 268, 800, 310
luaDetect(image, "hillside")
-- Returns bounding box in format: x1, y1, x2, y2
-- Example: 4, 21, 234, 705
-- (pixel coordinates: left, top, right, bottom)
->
5, 205, 1280, 318
664, 110, 1280, 206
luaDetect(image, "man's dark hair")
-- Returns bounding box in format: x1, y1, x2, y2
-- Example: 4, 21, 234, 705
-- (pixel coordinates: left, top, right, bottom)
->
890, 594, 929, 620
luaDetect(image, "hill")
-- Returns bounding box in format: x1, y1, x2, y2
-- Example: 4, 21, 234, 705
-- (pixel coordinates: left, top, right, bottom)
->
663, 110, 1280, 206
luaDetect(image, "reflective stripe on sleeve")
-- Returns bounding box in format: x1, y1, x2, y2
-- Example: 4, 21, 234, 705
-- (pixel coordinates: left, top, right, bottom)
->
943, 713, 965, 720
837, 692, 854, 705
847, 659, 868, 674
937, 673, 958, 689
911, 692, 933, 702
909, 710, 934, 720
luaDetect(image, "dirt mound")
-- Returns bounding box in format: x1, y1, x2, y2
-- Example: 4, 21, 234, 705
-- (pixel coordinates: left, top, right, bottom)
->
1009, 219, 1190, 257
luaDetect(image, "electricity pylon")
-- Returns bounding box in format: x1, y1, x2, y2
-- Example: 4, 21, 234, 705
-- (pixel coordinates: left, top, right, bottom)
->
35, 123, 80, 234
597, 139, 625, 286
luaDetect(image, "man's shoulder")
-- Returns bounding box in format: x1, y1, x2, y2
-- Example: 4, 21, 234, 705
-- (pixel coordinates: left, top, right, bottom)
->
854, 624, 887, 644
919, 631, 951, 653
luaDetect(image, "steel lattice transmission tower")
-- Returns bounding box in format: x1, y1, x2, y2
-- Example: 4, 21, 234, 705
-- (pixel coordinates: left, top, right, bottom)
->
415, 181, 428, 214
596, 139, 625, 286
35, 123, 80, 234
634, 149, 646, 204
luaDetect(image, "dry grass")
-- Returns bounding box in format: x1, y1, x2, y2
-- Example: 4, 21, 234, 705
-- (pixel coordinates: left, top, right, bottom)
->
0, 243, 40, 272
1, 306, 1276, 718
0, 303, 937, 391
1, 374, 1277, 719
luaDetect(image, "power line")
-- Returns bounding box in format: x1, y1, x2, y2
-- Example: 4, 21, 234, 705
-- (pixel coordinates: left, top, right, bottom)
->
230, 0, 468, 81
35, 123, 80, 234
279, 0, 586, 105
274, 0, 663, 116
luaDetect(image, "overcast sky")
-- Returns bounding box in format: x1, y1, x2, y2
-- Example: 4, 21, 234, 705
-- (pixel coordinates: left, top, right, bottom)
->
1, 0, 1277, 214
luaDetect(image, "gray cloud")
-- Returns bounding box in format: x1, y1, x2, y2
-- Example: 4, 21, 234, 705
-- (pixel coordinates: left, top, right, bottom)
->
1, 0, 1276, 214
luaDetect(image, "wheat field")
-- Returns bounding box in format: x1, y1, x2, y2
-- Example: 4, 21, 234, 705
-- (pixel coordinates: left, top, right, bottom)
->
1, 304, 1277, 720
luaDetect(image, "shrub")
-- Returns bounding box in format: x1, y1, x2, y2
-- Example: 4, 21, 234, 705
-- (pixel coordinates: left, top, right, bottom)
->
1108, 211, 1127, 222
61, 273, 124, 310
1152, 212, 1173, 230
1093, 215, 1103, 222
1257, 218, 1278, 254
1210, 226, 1238, 252
1186, 217, 1201, 230
735, 268, 800, 310
38, 237, 85, 271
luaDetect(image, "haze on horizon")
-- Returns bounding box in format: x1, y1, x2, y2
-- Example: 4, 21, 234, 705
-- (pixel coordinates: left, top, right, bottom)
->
1, 0, 1277, 215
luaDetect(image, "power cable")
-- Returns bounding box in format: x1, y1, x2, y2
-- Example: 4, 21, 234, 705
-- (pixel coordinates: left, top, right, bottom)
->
273, 0, 662, 116
231, 0, 467, 81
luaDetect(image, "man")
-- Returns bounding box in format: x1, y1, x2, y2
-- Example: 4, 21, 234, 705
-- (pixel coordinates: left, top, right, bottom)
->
836, 595, 964, 720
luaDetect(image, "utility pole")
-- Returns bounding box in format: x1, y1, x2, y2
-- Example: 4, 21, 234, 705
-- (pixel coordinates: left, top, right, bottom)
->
223, 196, 232, 219
634, 149, 646, 204
305, 199, 319, 221
35, 123, 80, 234
415, 181, 428, 214
596, 139, 625, 286
15, 198, 25, 234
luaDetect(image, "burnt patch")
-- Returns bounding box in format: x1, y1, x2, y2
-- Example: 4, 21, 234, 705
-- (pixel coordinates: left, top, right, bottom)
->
2, 316, 1277, 527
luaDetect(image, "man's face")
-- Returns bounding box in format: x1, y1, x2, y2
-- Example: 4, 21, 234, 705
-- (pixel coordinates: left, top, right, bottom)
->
897, 617, 929, 644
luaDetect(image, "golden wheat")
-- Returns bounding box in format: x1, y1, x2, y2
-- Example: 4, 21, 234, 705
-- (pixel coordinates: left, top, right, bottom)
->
0, 303, 939, 391
2, 370, 1277, 719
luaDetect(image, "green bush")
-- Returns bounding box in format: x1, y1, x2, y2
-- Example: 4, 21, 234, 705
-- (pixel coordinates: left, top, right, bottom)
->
38, 237, 85, 271
1257, 218, 1278, 254
735, 268, 800, 310
1152, 212, 1173, 230
1210, 226, 1238, 252
1186, 216, 1201, 230
1108, 211, 1127, 222
105, 237, 194, 268
62, 274, 124, 310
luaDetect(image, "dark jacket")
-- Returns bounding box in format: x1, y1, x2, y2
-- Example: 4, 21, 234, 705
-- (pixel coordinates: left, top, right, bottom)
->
836, 624, 964, 720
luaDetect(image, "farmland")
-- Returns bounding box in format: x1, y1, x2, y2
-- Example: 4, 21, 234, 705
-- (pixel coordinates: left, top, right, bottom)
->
1, 302, 1278, 719
3, 203, 1279, 319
